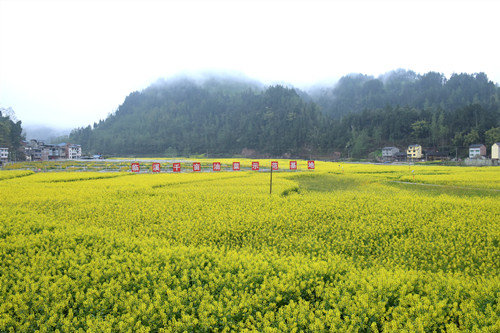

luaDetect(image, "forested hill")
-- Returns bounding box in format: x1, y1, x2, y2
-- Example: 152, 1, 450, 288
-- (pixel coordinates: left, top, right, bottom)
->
310, 70, 499, 119
310, 70, 500, 157
70, 76, 327, 157
70, 71, 500, 158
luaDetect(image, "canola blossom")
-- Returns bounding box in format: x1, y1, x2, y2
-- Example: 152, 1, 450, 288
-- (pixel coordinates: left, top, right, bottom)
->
0, 162, 499, 331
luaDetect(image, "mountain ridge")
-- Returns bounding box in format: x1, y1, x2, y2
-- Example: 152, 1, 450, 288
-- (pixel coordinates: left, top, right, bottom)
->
69, 70, 500, 158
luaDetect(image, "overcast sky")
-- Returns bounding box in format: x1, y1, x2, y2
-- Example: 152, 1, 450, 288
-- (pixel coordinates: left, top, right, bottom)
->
1, 0, 499, 130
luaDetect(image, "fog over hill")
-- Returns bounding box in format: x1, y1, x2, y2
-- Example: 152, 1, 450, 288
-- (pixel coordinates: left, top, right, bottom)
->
67, 70, 500, 159
23, 125, 71, 142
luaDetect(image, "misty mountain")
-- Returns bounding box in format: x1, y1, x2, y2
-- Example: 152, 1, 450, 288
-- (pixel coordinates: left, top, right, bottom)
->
152, 71, 265, 94
69, 71, 500, 158
70, 74, 326, 157
22, 125, 71, 142
308, 69, 500, 119
308, 70, 500, 156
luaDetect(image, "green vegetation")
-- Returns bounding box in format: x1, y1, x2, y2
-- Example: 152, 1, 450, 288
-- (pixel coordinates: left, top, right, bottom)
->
0, 107, 25, 161
69, 71, 500, 159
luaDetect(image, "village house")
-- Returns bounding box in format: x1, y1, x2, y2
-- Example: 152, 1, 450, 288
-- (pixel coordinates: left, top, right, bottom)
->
24, 139, 43, 161
394, 152, 407, 162
407, 144, 423, 160
469, 144, 486, 159
382, 147, 399, 161
42, 144, 66, 160
426, 151, 449, 161
25, 140, 82, 161
492, 143, 500, 161
0, 147, 8, 164
67, 144, 82, 159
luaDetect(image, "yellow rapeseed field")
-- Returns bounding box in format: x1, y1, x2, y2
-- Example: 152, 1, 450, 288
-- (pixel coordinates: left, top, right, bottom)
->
0, 161, 499, 332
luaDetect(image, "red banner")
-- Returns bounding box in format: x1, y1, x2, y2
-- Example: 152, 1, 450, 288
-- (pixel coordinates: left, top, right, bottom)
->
252, 161, 259, 171
290, 161, 297, 170
173, 162, 181, 172
213, 162, 221, 171
307, 160, 315, 170
152, 163, 161, 172
271, 161, 279, 170
233, 162, 240, 171
193, 162, 201, 172
131, 162, 140, 172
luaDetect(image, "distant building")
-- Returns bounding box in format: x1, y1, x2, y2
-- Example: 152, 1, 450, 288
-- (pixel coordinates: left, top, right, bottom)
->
42, 143, 65, 160
332, 152, 342, 161
426, 151, 449, 161
382, 147, 399, 161
492, 143, 500, 160
25, 139, 44, 161
469, 144, 486, 159
394, 152, 407, 162
24, 140, 82, 161
407, 144, 423, 160
67, 144, 82, 159
0, 147, 8, 163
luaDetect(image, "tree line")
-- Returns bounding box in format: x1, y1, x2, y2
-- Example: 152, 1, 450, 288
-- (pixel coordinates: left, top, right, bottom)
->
0, 107, 25, 161
69, 70, 500, 158
314, 70, 500, 157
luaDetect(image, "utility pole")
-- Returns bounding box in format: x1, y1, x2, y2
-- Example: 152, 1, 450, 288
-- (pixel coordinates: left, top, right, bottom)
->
270, 164, 273, 194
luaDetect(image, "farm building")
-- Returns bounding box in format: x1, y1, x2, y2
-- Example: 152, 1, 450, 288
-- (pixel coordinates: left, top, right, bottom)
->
426, 151, 449, 161
25, 140, 82, 161
407, 144, 423, 160
492, 143, 500, 160
469, 144, 486, 158
382, 147, 399, 161
0, 147, 8, 163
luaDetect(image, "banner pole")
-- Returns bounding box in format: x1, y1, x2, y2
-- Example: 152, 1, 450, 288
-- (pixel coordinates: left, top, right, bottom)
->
270, 163, 273, 194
